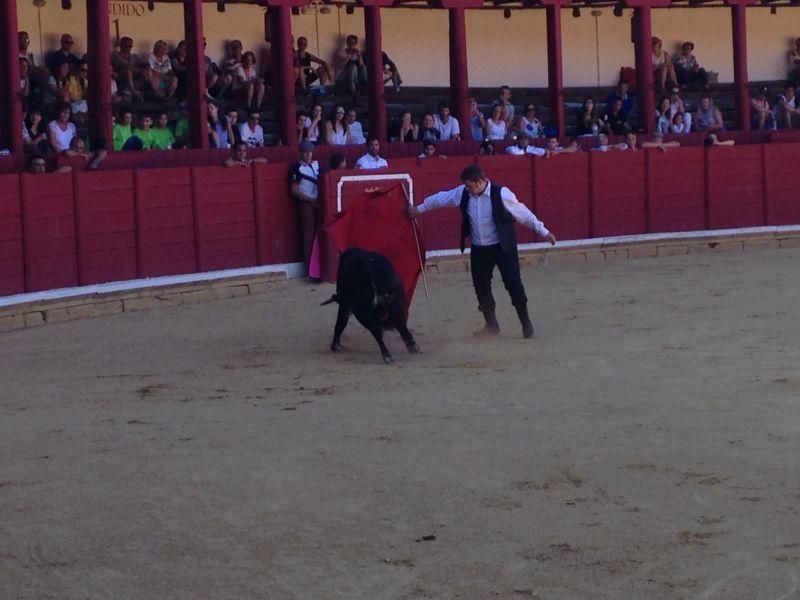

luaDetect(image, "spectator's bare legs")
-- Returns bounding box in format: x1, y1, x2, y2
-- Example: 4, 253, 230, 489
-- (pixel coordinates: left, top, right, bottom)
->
383, 66, 402, 91
254, 78, 265, 108
317, 65, 331, 86
165, 74, 178, 99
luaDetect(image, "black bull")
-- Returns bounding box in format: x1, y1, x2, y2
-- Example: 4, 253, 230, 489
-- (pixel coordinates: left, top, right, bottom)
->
321, 248, 420, 364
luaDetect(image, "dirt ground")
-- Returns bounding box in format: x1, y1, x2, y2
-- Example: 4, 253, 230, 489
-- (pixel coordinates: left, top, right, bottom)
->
1, 247, 800, 600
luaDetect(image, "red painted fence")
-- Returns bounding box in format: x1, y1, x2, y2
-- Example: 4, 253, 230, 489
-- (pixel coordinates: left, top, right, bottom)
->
1, 143, 799, 297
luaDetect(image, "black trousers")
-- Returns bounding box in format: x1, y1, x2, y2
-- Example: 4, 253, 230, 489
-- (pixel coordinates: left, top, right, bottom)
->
470, 244, 527, 314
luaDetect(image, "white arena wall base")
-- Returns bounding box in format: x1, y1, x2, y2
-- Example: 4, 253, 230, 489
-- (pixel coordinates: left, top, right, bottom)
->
1, 226, 799, 334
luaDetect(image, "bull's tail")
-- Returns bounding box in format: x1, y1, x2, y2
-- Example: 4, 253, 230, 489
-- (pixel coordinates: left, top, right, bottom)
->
320, 294, 339, 306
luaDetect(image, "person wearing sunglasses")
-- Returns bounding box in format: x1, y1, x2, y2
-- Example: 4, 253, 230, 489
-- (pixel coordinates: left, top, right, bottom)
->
45, 33, 80, 78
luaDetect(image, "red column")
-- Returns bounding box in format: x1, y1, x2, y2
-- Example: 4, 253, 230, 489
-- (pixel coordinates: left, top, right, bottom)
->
86, 0, 113, 148
545, 5, 565, 137
631, 6, 655, 133
1, 0, 24, 154
731, 3, 750, 131
364, 6, 387, 143
184, 0, 209, 149
448, 7, 470, 141
268, 5, 296, 146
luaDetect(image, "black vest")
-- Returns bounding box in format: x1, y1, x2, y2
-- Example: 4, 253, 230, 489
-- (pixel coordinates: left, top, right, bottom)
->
460, 182, 518, 254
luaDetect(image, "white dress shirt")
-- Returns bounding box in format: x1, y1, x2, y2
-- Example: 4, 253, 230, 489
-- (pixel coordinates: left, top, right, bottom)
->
355, 153, 388, 170
416, 181, 550, 246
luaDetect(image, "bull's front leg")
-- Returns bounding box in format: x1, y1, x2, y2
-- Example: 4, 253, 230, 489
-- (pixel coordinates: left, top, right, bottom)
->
331, 305, 350, 352
395, 318, 420, 354
366, 324, 393, 364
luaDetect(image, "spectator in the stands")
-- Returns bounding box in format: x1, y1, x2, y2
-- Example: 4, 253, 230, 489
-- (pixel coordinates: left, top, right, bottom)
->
203, 38, 225, 98
303, 105, 323, 144
207, 104, 229, 149
419, 113, 441, 144
133, 114, 159, 150
606, 81, 634, 116
491, 85, 515, 125
469, 97, 483, 141
222, 39, 244, 77
774, 83, 800, 129
355, 137, 388, 170
576, 97, 600, 136
704, 132, 735, 146
651, 37, 677, 92
788, 37, 800, 83
239, 110, 265, 147
478, 139, 495, 155
668, 87, 691, 129
24, 109, 49, 153
296, 110, 308, 144
591, 132, 615, 152
147, 40, 178, 100
382, 51, 402, 92
47, 102, 76, 153
505, 131, 547, 156
602, 97, 629, 135
750, 86, 775, 131
224, 141, 267, 167
330, 153, 347, 170
434, 101, 460, 141
19, 57, 30, 103
19, 31, 35, 65
419, 140, 445, 159
621, 131, 639, 152
47, 61, 72, 106
544, 136, 579, 157
295, 36, 331, 95
670, 112, 690, 134
325, 106, 350, 145
174, 117, 189, 148
60, 136, 108, 170
641, 131, 681, 153
45, 34, 80, 78
694, 95, 724, 132
27, 153, 71, 174
66, 60, 89, 125
517, 104, 542, 139
113, 110, 142, 151
234, 51, 266, 110
335, 35, 367, 98
152, 112, 175, 149
480, 104, 508, 141
393, 110, 418, 143
171, 41, 189, 100
673, 42, 709, 89
226, 109, 242, 145
346, 108, 366, 145
112, 37, 146, 101
655, 97, 672, 135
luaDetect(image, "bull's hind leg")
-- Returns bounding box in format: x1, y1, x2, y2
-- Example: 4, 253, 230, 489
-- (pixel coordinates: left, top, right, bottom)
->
395, 319, 420, 354
366, 325, 393, 364
331, 305, 350, 352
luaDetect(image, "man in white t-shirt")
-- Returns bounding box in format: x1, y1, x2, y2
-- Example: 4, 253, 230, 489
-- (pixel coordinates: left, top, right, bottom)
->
433, 101, 461, 141
355, 137, 388, 170
239, 110, 264, 147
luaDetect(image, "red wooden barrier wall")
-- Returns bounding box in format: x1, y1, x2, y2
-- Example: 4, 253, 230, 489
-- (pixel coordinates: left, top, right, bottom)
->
135, 168, 196, 278
0, 174, 24, 295
763, 143, 800, 226
192, 166, 258, 271
75, 171, 137, 285
647, 147, 706, 233
0, 144, 798, 297
590, 151, 647, 238
706, 145, 765, 230
532, 153, 591, 241
20, 172, 78, 292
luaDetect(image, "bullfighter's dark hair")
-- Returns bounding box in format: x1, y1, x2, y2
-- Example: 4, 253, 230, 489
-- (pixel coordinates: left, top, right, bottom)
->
460, 165, 486, 182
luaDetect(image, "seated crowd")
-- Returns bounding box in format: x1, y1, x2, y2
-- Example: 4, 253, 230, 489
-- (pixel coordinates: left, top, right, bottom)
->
11, 29, 800, 167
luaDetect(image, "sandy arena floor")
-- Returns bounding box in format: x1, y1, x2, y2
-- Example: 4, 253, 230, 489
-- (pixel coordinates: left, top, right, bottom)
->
1, 248, 800, 600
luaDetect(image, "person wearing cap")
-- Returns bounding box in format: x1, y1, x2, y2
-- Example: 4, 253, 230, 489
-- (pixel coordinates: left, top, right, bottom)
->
289, 140, 321, 280
407, 165, 556, 339
750, 86, 775, 131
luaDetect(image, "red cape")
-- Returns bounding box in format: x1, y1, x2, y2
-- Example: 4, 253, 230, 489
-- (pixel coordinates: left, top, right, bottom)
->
326, 182, 425, 314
